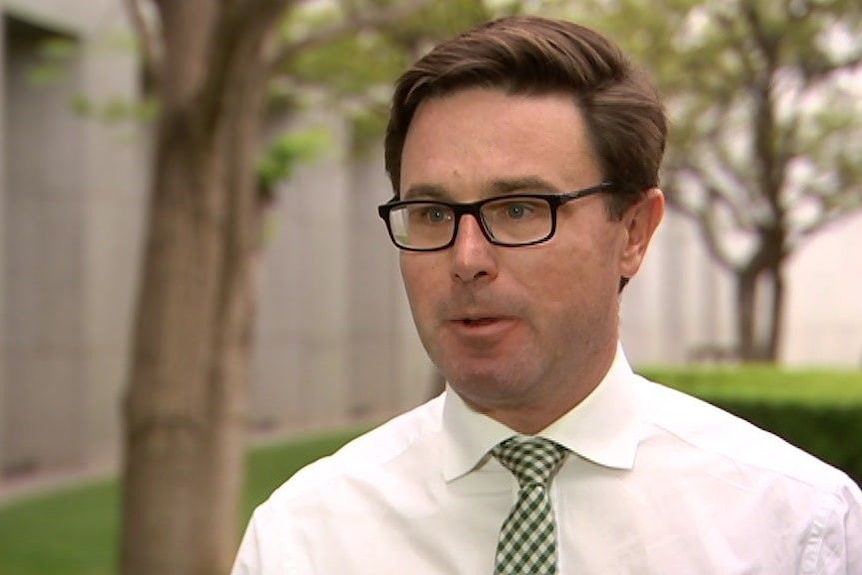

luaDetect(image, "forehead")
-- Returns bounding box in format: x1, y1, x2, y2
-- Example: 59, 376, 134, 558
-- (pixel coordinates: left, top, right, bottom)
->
400, 88, 601, 199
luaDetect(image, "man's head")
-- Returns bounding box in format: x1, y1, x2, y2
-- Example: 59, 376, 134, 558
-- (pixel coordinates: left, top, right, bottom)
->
385, 16, 667, 219
383, 16, 666, 433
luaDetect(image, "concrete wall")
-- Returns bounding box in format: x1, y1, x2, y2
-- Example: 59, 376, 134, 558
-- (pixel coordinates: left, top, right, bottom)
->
0, 0, 146, 478
78, 12, 147, 468
784, 213, 862, 366
621, 212, 736, 365
621, 209, 862, 367
2, 15, 87, 473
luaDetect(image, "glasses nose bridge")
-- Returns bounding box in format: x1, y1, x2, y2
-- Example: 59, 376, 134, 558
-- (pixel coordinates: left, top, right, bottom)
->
451, 201, 493, 244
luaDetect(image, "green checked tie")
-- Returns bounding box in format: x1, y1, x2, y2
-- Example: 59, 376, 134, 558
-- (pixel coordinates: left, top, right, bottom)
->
492, 436, 568, 575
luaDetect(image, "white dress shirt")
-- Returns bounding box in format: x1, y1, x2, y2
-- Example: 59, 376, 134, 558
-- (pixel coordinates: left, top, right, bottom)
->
232, 346, 862, 574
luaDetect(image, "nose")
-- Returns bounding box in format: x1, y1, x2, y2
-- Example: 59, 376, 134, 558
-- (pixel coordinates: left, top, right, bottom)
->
450, 214, 498, 283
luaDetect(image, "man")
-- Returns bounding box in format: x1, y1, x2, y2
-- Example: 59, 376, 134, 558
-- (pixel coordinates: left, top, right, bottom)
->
233, 16, 861, 574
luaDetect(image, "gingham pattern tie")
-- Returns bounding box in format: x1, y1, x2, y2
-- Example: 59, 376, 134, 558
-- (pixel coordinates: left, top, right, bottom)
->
492, 436, 567, 575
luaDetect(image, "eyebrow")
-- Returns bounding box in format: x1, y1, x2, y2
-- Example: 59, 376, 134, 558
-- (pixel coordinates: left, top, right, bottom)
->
402, 176, 560, 201
489, 176, 559, 195
401, 183, 448, 201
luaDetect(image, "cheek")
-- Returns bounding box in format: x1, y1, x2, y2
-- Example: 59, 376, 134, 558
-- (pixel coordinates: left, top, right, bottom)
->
519, 236, 617, 312
543, 270, 592, 332
400, 256, 440, 316
507, 251, 581, 325
399, 258, 421, 305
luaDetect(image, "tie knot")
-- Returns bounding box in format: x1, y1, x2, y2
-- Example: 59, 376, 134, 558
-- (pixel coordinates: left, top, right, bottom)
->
492, 436, 567, 487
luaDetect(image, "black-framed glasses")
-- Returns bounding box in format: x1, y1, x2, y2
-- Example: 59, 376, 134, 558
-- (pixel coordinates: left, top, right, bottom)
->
377, 181, 614, 252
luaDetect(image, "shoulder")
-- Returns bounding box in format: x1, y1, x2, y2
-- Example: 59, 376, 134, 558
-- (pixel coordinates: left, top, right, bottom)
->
257, 392, 445, 516
635, 374, 854, 493
634, 376, 862, 568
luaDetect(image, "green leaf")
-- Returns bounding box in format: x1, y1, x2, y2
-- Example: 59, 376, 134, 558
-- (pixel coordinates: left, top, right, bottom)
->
257, 128, 333, 192
38, 37, 76, 60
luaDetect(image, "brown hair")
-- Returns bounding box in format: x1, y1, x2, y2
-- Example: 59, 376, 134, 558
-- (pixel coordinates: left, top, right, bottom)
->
384, 15, 667, 219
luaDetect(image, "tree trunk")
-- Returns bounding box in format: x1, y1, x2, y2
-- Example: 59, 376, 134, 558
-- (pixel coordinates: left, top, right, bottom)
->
764, 264, 785, 362
120, 2, 288, 574
735, 269, 760, 362
734, 262, 785, 363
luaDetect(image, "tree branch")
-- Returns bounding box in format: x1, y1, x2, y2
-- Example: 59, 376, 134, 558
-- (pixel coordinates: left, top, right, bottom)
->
667, 162, 755, 234
678, 200, 739, 272
124, 0, 162, 93
713, 9, 758, 83
706, 182, 754, 232
663, 176, 740, 271
788, 203, 862, 253
273, 0, 434, 70
800, 53, 862, 85
197, 0, 295, 137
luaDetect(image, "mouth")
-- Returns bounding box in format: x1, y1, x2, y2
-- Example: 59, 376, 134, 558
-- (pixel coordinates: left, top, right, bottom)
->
448, 315, 516, 335
444, 311, 518, 342
459, 317, 500, 326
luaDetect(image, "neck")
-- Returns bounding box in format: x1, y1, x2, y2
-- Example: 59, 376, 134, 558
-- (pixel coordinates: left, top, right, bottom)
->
473, 340, 618, 434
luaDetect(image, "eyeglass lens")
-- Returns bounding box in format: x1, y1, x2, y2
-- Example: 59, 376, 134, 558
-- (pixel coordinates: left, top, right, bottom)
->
388, 196, 554, 249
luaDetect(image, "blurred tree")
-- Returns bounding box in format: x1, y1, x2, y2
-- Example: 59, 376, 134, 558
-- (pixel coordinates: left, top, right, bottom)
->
565, 0, 862, 362
117, 1, 509, 574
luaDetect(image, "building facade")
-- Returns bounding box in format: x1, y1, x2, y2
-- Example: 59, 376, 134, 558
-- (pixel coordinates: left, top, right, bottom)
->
0, 0, 147, 481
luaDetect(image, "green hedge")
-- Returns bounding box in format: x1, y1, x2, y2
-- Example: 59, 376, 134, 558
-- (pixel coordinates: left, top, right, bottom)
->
640, 367, 862, 486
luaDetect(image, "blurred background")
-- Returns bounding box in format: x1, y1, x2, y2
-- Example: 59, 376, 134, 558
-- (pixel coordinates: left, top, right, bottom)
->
0, 0, 860, 573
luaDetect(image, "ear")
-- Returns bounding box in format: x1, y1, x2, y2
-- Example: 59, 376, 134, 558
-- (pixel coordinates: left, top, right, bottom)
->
619, 188, 664, 281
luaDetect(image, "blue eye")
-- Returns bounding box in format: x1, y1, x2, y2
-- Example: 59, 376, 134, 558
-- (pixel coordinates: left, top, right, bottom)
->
425, 206, 448, 223
409, 204, 451, 225
505, 203, 532, 219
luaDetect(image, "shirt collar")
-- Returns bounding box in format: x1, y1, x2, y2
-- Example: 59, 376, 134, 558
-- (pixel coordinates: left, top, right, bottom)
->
441, 343, 644, 482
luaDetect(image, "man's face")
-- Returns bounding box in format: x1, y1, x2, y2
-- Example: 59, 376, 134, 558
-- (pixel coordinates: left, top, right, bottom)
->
398, 88, 658, 430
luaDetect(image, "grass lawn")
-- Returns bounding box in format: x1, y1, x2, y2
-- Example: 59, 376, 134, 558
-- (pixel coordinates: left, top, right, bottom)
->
0, 427, 364, 575
0, 480, 119, 575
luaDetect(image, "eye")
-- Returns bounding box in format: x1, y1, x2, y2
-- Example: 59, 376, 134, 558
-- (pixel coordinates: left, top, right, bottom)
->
415, 204, 451, 224
498, 200, 536, 220
502, 201, 535, 220
429, 206, 447, 222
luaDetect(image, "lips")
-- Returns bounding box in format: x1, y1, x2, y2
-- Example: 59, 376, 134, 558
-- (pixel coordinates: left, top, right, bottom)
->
451, 312, 509, 324
447, 314, 517, 339
460, 317, 499, 326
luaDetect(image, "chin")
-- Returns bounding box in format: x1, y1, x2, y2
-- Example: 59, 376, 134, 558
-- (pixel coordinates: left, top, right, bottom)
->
444, 363, 540, 407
